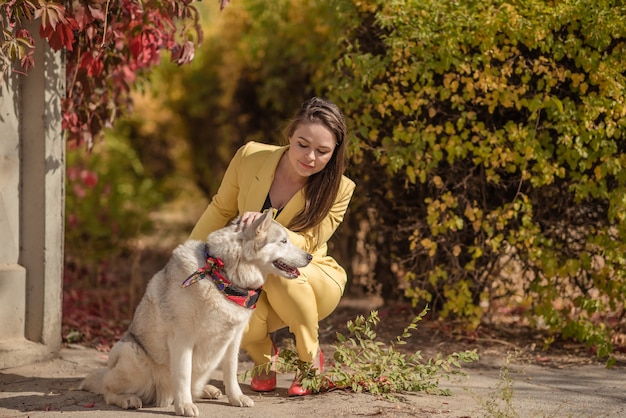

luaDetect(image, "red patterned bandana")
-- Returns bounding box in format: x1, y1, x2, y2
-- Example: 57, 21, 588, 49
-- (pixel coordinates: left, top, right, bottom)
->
181, 244, 262, 309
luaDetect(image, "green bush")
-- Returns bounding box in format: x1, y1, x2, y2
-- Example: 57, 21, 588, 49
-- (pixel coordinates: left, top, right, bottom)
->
65, 133, 166, 279
322, 0, 626, 359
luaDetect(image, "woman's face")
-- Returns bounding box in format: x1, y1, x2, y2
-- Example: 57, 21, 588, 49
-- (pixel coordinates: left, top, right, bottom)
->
287, 122, 336, 178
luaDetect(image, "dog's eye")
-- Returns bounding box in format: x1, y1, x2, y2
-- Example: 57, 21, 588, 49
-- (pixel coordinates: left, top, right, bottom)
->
281, 238, 288, 244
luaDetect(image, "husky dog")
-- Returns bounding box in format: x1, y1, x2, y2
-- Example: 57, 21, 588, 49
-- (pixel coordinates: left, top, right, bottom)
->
80, 210, 312, 416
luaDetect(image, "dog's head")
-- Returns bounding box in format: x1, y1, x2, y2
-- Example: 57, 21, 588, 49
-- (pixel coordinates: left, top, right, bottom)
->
206, 210, 312, 290
241, 210, 312, 279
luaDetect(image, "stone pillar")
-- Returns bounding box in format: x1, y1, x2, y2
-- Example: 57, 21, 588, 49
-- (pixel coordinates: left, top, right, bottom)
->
0, 20, 65, 369
0, 65, 25, 346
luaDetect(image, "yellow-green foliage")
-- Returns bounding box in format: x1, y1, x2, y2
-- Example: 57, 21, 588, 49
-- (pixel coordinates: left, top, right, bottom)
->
322, 0, 626, 358
151, 0, 357, 196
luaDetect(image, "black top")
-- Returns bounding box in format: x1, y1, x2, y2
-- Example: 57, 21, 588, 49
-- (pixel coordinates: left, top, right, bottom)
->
261, 194, 283, 217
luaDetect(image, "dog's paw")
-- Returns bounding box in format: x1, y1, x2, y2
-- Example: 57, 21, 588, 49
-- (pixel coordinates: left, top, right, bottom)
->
120, 395, 142, 409
201, 384, 222, 399
105, 393, 142, 410
228, 394, 254, 408
175, 402, 199, 417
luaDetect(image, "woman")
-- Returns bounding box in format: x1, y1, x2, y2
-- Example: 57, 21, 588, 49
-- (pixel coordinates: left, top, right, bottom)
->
188, 97, 355, 396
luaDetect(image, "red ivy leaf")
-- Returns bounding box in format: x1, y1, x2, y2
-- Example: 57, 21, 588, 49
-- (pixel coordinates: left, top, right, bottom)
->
112, 29, 125, 50
71, 0, 91, 31
20, 52, 35, 73
171, 40, 195, 65
88, 56, 103, 77
79, 51, 104, 77
15, 29, 34, 45
40, 18, 78, 51
62, 111, 79, 132
129, 35, 142, 60
87, 0, 107, 21
35, 0, 67, 31
120, 64, 136, 85
37, 1, 79, 51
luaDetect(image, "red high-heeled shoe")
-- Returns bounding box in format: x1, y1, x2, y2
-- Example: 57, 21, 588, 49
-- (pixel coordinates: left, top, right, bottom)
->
288, 349, 324, 397
250, 344, 278, 392
250, 370, 276, 392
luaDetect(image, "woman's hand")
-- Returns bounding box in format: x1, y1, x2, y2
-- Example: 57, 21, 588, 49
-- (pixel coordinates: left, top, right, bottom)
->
237, 211, 265, 232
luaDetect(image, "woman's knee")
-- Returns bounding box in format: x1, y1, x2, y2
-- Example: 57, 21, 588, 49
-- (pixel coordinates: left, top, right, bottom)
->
262, 268, 344, 331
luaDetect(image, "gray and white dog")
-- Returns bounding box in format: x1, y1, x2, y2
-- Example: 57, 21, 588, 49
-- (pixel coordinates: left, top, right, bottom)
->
80, 210, 311, 416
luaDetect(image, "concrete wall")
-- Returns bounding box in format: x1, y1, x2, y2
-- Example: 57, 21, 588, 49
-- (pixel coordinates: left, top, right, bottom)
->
0, 21, 65, 369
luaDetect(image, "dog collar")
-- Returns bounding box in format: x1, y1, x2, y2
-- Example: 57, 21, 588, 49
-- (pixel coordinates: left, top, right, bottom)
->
181, 244, 262, 309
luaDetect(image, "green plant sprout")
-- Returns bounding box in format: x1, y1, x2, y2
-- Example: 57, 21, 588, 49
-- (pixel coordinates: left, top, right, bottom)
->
245, 307, 479, 399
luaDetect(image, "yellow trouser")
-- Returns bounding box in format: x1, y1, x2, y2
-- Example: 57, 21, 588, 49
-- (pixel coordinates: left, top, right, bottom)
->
241, 262, 346, 365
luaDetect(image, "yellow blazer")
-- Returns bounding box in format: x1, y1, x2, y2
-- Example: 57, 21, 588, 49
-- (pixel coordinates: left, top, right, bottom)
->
189, 141, 355, 288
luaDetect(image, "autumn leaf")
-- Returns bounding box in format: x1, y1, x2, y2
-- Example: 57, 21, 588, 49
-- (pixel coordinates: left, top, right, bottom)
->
71, 0, 92, 31
86, 0, 107, 20
40, 17, 78, 51
171, 40, 195, 65
35, 0, 67, 31
2, 29, 34, 71
79, 51, 104, 77
36, 0, 78, 51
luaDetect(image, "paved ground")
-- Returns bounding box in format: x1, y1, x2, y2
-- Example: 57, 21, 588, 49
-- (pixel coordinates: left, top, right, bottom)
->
0, 344, 624, 417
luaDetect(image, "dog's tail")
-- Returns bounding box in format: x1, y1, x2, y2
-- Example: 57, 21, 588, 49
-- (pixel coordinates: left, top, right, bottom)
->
79, 368, 106, 394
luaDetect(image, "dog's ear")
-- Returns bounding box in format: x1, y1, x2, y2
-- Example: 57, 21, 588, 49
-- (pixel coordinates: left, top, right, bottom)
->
246, 210, 273, 241
262, 209, 274, 228
257, 209, 274, 235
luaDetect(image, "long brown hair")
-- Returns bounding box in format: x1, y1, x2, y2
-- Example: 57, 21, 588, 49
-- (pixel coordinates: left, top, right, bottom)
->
283, 97, 348, 232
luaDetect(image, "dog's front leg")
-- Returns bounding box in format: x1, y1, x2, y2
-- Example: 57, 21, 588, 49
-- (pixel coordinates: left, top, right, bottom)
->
169, 338, 199, 417
222, 330, 254, 407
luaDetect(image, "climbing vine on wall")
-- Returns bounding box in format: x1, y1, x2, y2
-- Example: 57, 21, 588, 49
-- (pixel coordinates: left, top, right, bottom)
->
0, 0, 227, 147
